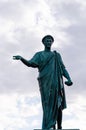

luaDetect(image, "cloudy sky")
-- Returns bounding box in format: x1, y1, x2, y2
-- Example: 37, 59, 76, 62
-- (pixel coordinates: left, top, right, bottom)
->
0, 0, 86, 129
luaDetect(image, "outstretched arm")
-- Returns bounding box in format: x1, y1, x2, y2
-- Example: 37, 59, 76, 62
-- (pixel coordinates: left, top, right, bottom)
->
13, 55, 39, 68
13, 55, 31, 67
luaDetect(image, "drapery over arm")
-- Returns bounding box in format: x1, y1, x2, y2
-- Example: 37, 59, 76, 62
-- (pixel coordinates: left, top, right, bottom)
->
20, 52, 40, 68
27, 52, 40, 68
58, 53, 71, 81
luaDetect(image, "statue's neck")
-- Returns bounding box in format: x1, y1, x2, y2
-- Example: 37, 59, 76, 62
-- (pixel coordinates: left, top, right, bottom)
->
44, 47, 51, 52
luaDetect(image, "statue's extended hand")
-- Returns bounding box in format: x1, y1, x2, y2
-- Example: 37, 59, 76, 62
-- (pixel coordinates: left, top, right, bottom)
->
65, 80, 73, 86
13, 55, 22, 60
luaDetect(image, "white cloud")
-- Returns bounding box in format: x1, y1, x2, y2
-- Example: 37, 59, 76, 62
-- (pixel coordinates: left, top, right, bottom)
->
63, 95, 86, 130
0, 93, 42, 130
0, 94, 85, 130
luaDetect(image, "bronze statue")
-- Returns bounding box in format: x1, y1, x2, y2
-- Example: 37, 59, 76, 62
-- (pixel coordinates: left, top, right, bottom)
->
13, 35, 73, 129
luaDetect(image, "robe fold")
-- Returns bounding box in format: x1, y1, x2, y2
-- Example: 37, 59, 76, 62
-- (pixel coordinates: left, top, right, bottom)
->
28, 50, 67, 129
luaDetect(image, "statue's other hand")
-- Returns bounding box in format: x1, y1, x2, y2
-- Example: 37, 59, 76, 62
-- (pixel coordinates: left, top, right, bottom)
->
13, 55, 22, 60
65, 80, 73, 86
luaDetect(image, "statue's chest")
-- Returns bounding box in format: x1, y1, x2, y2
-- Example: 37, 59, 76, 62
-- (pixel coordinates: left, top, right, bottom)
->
40, 52, 53, 63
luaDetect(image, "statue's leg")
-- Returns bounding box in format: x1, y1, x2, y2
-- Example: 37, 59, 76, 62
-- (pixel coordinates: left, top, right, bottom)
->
53, 124, 56, 129
57, 106, 62, 129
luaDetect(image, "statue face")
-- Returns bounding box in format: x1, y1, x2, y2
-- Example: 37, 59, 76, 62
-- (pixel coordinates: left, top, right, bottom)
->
43, 37, 53, 48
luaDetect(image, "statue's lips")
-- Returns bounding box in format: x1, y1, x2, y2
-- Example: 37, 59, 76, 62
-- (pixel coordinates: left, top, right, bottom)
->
45, 43, 52, 47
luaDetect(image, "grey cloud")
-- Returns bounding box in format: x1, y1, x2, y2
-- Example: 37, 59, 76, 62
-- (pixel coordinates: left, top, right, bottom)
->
0, 1, 23, 21
58, 1, 81, 20
48, 0, 82, 20
0, 0, 39, 22
0, 0, 43, 94
0, 24, 42, 94
0, 0, 86, 98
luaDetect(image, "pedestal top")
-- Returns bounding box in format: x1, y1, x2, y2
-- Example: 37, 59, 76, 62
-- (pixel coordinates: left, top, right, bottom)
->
34, 129, 80, 130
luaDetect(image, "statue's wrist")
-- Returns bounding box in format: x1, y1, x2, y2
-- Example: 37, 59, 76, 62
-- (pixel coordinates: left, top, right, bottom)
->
68, 78, 72, 82
20, 56, 22, 60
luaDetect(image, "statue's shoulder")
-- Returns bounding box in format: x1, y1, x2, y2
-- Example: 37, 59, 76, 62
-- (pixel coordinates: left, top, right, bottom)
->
53, 50, 61, 56
34, 51, 43, 55
33, 51, 43, 58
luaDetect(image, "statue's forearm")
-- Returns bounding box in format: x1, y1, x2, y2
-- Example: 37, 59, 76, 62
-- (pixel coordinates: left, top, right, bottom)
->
20, 57, 38, 68
63, 68, 71, 81
20, 57, 31, 67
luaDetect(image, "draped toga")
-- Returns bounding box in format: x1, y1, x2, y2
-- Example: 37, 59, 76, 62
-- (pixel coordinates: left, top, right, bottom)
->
28, 50, 67, 129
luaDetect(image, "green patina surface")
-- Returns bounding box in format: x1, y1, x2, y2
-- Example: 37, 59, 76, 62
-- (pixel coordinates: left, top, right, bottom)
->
13, 35, 73, 129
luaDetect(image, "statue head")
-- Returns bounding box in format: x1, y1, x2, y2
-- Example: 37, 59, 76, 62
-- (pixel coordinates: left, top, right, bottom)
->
42, 35, 54, 47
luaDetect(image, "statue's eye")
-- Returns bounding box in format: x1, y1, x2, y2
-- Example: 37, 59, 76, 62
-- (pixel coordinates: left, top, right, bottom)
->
47, 40, 52, 42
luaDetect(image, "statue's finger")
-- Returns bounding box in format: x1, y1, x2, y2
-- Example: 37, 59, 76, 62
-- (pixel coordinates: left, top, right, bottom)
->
13, 56, 16, 59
